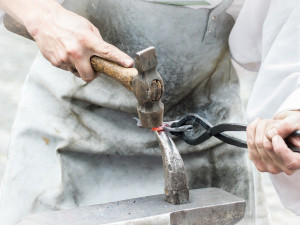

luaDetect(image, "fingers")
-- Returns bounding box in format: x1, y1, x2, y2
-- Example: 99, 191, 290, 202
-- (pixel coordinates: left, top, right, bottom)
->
89, 26, 134, 67
286, 136, 300, 148
66, 66, 80, 77
247, 118, 267, 172
274, 110, 294, 120
247, 113, 300, 175
74, 56, 96, 82
90, 39, 134, 68
255, 120, 272, 163
272, 135, 300, 174
268, 111, 300, 140
256, 119, 281, 173
35, 9, 134, 82
71, 32, 134, 81
261, 121, 288, 174
247, 118, 282, 174
267, 120, 296, 141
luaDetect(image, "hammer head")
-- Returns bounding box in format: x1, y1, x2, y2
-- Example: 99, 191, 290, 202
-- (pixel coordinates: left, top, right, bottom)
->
132, 47, 164, 128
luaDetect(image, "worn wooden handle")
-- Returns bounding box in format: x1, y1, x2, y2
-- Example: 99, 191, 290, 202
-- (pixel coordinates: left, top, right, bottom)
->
3, 13, 138, 91
91, 57, 137, 91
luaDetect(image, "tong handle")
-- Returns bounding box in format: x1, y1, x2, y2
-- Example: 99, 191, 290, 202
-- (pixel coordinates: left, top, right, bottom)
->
171, 114, 300, 152
291, 130, 300, 137
288, 130, 300, 152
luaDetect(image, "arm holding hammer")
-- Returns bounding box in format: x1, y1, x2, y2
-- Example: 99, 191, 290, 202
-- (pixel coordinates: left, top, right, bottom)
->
0, 0, 134, 82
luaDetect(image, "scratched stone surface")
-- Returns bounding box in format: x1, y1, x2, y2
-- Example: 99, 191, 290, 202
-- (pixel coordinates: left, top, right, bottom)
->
0, 24, 300, 224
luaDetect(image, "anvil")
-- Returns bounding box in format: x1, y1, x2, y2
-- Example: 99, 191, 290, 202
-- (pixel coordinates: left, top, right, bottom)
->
18, 131, 245, 225
19, 188, 245, 225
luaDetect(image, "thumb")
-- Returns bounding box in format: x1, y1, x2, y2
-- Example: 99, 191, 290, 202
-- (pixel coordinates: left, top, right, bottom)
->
267, 120, 297, 141
272, 135, 300, 171
94, 41, 134, 68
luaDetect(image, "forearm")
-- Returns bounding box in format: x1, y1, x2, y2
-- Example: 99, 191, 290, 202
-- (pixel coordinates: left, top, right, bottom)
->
0, 0, 133, 82
0, 0, 62, 35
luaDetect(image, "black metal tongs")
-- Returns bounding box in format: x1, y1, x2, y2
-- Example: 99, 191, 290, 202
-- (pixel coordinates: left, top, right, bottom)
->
169, 113, 300, 152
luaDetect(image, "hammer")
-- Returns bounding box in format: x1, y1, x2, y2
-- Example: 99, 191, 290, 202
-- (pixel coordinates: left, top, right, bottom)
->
3, 14, 164, 128
4, 14, 189, 205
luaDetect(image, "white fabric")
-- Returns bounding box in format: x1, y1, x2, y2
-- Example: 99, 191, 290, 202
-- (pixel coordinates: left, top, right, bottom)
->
229, 0, 271, 66
230, 0, 300, 215
226, 0, 245, 20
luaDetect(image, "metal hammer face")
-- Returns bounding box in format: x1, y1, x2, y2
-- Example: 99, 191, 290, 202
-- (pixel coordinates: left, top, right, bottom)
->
132, 47, 164, 128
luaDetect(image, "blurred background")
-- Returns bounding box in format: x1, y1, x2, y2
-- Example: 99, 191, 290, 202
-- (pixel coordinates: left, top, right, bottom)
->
0, 23, 300, 224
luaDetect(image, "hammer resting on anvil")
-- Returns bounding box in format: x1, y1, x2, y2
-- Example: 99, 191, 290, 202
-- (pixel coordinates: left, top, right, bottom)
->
4, 13, 189, 205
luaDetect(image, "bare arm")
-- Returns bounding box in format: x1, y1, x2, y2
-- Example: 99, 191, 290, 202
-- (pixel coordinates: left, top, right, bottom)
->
0, 0, 134, 82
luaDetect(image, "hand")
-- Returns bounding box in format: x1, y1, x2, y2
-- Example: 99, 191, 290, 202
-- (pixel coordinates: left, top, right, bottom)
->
27, 4, 134, 82
247, 110, 300, 175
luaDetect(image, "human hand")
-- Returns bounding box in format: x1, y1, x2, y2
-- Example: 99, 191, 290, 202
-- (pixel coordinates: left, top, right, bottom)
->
27, 4, 134, 82
247, 111, 300, 175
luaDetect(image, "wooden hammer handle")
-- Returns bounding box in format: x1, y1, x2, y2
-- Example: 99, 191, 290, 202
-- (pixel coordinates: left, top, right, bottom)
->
3, 14, 137, 91
91, 56, 137, 91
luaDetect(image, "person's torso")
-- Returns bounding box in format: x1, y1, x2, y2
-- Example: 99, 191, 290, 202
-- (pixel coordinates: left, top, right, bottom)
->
59, 0, 236, 118
27, 0, 243, 155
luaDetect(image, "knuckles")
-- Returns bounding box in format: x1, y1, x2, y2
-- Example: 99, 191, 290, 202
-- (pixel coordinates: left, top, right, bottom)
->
248, 153, 255, 161
248, 153, 265, 172
50, 54, 70, 68
267, 166, 280, 175
255, 139, 264, 149
284, 159, 300, 171
263, 140, 273, 151
51, 60, 60, 68
99, 43, 115, 56
256, 163, 267, 173
284, 169, 295, 176
60, 53, 69, 64
51, 58, 63, 68
65, 45, 82, 60
281, 120, 294, 133
247, 139, 255, 149
247, 122, 256, 134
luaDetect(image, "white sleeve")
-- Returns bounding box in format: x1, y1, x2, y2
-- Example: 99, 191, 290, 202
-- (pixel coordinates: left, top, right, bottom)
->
277, 85, 300, 114
229, 0, 271, 66
270, 172, 300, 215
244, 1, 300, 215
226, 0, 245, 20
246, 1, 300, 122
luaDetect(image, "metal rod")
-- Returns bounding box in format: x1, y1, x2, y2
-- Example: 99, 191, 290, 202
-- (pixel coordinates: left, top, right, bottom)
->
154, 130, 189, 205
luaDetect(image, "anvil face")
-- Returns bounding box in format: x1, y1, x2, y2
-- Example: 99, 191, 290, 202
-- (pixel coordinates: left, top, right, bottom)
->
19, 188, 245, 225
